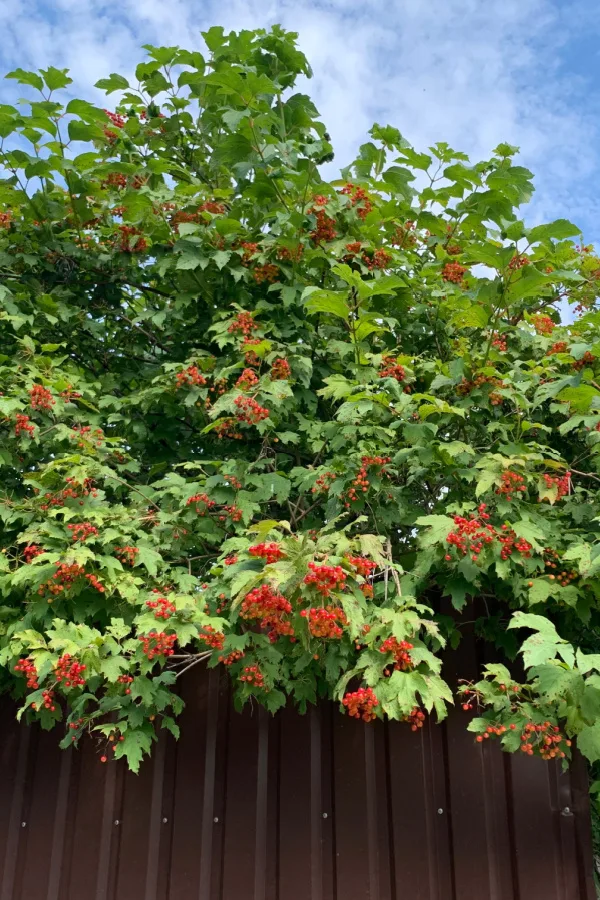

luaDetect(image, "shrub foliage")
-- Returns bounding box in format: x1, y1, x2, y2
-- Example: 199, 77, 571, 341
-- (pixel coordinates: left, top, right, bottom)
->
2, 27, 600, 770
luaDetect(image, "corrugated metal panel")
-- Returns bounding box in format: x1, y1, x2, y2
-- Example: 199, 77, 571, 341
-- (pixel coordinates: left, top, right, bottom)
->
0, 664, 595, 900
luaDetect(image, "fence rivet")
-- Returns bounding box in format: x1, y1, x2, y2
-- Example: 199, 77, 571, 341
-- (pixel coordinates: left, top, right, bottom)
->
322, 812, 328, 819
213, 817, 219, 824
437, 808, 444, 815
561, 807, 573, 817
114, 819, 120, 826
162, 817, 168, 824
20, 822, 26, 828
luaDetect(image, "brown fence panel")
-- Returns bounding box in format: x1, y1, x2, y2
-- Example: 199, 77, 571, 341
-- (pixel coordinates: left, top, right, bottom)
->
0, 665, 595, 900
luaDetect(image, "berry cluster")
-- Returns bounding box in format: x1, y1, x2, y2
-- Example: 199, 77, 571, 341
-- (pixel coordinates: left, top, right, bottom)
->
60, 386, 82, 403
187, 493, 216, 514
170, 209, 200, 232
531, 314, 555, 335
276, 245, 303, 262
495, 470, 527, 500
138, 631, 176, 660
308, 199, 337, 244
301, 606, 347, 638
198, 625, 225, 650
312, 471, 336, 494
270, 358, 291, 380
23, 544, 43, 563
236, 368, 259, 391
241, 584, 294, 641
573, 351, 595, 371
342, 687, 379, 722
199, 200, 226, 215
249, 542, 285, 564
224, 554, 238, 566
0, 211, 12, 228
508, 254, 530, 271
345, 241, 362, 256
15, 414, 35, 437
102, 172, 127, 189
542, 472, 570, 499
14, 658, 39, 689
104, 109, 125, 128
378, 356, 405, 382
492, 334, 507, 351
117, 224, 147, 253
547, 341, 568, 355
304, 562, 347, 597
253, 263, 279, 284
233, 395, 270, 424
238, 242, 259, 265
241, 338, 262, 366
55, 654, 86, 688
519, 722, 571, 759
228, 311, 259, 336
29, 384, 54, 410
391, 221, 417, 248
118, 674, 133, 694
457, 374, 504, 405
346, 455, 390, 504
339, 183, 373, 219
102, 109, 124, 143
146, 596, 176, 620
67, 522, 99, 542
218, 648, 245, 666
445, 504, 532, 563
239, 665, 266, 689
346, 555, 377, 578
543, 548, 577, 586
71, 425, 104, 448
379, 637, 414, 671
404, 708, 426, 731
441, 262, 467, 284
176, 365, 206, 388
36, 689, 56, 711
115, 546, 139, 566
38, 563, 104, 597
362, 249, 392, 270
220, 505, 243, 523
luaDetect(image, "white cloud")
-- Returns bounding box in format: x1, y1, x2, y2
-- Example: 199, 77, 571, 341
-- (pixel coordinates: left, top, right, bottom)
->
1, 0, 599, 237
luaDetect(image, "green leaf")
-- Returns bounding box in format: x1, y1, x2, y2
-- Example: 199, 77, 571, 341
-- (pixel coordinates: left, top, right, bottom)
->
95, 73, 130, 93
577, 722, 600, 764
5, 69, 44, 91
527, 579, 554, 606
450, 305, 489, 329
41, 67, 72, 91
302, 288, 349, 320
415, 515, 455, 548
526, 219, 580, 244
112, 728, 154, 773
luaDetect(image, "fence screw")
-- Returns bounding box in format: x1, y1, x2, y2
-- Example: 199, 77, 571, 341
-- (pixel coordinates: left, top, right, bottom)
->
213, 817, 219, 824
20, 822, 26, 828
437, 808, 444, 815
322, 813, 328, 819
114, 819, 120, 826
162, 817, 168, 824
561, 807, 573, 817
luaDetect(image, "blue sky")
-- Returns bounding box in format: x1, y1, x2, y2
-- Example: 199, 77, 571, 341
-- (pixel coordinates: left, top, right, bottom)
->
2, 0, 600, 243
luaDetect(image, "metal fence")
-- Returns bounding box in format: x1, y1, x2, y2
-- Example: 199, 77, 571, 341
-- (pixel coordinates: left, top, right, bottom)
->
0, 663, 596, 900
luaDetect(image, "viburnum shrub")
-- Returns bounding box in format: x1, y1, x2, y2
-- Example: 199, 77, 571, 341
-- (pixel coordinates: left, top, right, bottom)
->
4, 28, 600, 775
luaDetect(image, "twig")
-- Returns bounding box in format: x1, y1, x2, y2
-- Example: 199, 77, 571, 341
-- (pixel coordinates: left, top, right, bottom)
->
172, 651, 213, 679
570, 468, 600, 484
386, 537, 402, 597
